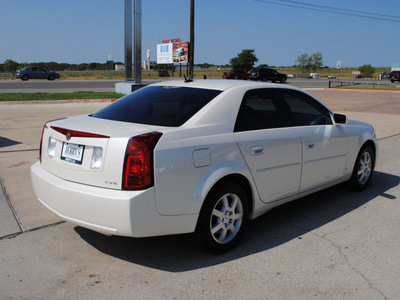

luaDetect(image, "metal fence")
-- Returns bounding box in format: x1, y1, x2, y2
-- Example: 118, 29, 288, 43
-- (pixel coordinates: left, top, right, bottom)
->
328, 80, 392, 88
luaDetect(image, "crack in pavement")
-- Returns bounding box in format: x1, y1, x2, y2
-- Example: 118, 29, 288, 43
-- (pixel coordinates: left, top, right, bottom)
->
278, 218, 388, 299
0, 221, 65, 240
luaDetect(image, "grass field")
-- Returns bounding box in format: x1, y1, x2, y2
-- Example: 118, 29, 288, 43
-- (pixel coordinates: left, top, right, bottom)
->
59, 67, 392, 80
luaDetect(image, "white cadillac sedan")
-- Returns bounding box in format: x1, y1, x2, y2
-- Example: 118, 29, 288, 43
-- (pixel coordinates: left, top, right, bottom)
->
31, 80, 377, 252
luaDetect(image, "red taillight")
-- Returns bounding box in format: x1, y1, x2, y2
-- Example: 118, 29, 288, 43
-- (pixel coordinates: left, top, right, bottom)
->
122, 132, 163, 190
39, 118, 66, 163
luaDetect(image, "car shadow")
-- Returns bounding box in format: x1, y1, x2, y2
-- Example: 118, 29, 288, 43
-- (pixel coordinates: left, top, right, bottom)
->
75, 170, 399, 273
0, 137, 22, 148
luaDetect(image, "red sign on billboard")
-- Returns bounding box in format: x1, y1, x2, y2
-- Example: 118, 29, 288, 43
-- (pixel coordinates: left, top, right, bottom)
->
162, 38, 181, 44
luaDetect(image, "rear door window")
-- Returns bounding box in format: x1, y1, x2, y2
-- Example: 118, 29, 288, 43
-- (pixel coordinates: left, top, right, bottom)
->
92, 86, 222, 127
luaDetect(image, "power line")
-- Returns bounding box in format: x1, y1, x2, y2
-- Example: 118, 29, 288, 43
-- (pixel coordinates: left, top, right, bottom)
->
254, 0, 400, 23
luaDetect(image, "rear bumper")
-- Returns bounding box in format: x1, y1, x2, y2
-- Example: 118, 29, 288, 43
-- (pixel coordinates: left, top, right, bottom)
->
31, 161, 197, 237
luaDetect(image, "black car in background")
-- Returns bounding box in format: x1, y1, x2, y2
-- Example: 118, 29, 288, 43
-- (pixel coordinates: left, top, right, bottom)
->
389, 71, 400, 83
16, 66, 60, 81
249, 67, 287, 83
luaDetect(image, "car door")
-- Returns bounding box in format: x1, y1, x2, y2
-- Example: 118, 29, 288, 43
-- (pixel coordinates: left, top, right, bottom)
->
30, 67, 40, 79
234, 89, 302, 203
37, 67, 47, 79
280, 90, 348, 191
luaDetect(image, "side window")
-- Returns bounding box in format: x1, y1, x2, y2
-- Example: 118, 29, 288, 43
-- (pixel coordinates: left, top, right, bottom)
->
234, 90, 291, 132
282, 91, 332, 126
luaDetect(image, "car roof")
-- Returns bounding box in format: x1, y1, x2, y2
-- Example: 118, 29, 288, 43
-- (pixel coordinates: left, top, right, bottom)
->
152, 79, 299, 92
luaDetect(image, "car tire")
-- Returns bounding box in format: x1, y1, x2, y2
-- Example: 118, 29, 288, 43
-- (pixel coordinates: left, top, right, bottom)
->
48, 74, 56, 81
196, 182, 249, 253
234, 75, 239, 80
391, 80, 395, 83
21, 75, 29, 81
347, 145, 374, 190
262, 77, 268, 82
280, 78, 286, 83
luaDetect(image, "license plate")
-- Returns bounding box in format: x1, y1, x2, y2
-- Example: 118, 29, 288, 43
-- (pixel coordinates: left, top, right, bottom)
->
61, 142, 84, 165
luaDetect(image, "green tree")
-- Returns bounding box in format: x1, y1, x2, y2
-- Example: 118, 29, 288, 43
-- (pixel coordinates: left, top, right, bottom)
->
230, 49, 258, 72
296, 53, 310, 72
358, 64, 376, 78
3, 59, 19, 73
199, 63, 213, 69
296, 52, 323, 72
309, 52, 323, 72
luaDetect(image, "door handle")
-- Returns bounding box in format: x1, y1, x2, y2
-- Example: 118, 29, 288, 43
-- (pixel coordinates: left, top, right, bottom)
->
251, 145, 264, 155
305, 141, 315, 149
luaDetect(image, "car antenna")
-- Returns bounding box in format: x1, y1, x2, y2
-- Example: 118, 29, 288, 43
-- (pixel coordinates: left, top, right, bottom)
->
184, 75, 193, 83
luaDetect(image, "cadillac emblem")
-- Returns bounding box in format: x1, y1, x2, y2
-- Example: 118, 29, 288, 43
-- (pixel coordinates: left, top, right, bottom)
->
66, 132, 71, 141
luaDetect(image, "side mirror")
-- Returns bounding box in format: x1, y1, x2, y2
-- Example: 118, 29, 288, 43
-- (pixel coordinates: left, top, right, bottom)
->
333, 113, 347, 124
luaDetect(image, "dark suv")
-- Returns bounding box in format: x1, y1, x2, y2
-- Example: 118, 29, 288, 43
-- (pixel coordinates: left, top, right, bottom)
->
249, 67, 287, 83
389, 71, 400, 83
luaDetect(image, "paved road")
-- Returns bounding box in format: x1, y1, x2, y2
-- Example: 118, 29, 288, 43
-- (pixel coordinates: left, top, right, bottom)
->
0, 90, 400, 299
1, 78, 396, 93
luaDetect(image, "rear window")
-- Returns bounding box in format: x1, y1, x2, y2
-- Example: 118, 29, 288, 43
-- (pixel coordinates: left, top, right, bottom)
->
91, 86, 222, 127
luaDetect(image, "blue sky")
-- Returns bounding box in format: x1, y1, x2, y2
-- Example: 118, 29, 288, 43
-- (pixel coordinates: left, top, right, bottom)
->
1, 0, 399, 67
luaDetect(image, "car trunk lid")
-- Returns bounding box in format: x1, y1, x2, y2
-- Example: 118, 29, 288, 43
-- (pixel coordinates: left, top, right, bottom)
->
40, 115, 165, 190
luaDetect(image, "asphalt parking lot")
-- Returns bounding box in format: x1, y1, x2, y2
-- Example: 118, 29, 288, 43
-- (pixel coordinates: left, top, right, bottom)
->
1, 89, 400, 299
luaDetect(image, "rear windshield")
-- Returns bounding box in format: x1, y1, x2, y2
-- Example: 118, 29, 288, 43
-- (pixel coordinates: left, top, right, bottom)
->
91, 86, 222, 127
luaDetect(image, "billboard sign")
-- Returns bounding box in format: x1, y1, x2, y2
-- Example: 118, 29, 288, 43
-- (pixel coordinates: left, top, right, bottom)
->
157, 40, 189, 64
172, 41, 188, 64
157, 43, 173, 64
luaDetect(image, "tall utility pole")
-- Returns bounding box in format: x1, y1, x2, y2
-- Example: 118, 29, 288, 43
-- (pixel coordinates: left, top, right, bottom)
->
117, 0, 144, 93
124, 0, 133, 81
133, 0, 142, 83
188, 0, 194, 80
124, 0, 142, 83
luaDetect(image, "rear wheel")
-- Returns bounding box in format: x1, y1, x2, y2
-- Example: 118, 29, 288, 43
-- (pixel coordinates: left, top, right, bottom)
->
196, 182, 249, 252
348, 145, 374, 190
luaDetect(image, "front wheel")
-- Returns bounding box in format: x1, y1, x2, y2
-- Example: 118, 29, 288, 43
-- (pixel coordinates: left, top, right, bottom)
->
280, 77, 286, 83
348, 145, 374, 190
196, 182, 249, 252
21, 74, 29, 81
48, 74, 56, 81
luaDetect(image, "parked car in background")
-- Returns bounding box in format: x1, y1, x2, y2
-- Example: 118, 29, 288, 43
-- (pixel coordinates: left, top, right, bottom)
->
249, 67, 287, 83
327, 75, 337, 79
389, 71, 400, 83
16, 66, 60, 81
31, 80, 377, 252
222, 70, 249, 80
